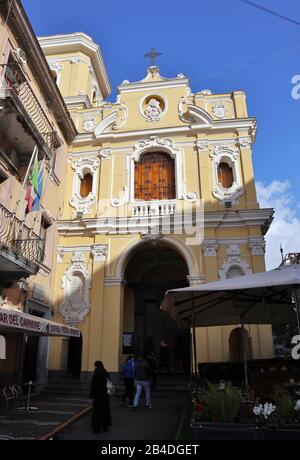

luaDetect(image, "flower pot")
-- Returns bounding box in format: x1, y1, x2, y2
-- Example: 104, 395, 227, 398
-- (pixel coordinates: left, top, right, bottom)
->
191, 421, 260, 440
261, 425, 300, 440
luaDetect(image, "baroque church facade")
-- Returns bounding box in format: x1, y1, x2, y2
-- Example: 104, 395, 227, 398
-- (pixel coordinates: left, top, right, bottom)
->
39, 33, 274, 379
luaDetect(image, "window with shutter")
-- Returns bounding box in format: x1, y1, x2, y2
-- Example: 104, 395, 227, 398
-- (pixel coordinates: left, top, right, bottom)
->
80, 173, 93, 198
134, 152, 175, 201
218, 162, 234, 188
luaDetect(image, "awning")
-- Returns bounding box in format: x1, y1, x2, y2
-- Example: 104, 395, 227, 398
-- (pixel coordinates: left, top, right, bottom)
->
160, 264, 300, 328
0, 335, 6, 359
0, 306, 80, 337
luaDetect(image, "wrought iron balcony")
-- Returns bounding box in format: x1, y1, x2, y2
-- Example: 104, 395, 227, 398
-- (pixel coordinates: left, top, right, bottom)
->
0, 202, 44, 274
0, 61, 61, 156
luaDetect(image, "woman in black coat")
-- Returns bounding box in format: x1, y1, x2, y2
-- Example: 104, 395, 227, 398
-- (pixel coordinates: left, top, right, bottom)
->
89, 361, 112, 433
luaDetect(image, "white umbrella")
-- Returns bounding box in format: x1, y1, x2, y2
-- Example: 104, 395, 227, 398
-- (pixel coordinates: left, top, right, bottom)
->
160, 264, 300, 386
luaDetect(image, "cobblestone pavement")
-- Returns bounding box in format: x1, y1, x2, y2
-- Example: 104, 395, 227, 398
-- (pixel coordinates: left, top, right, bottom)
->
0, 395, 90, 440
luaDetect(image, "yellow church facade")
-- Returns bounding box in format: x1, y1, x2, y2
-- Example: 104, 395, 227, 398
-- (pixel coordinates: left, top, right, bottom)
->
39, 33, 274, 379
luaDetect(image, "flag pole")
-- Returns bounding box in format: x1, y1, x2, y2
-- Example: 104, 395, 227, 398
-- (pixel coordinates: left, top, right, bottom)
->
13, 145, 38, 217
31, 157, 47, 234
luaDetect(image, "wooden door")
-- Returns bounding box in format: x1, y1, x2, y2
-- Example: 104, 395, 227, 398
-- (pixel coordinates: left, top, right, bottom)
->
135, 152, 175, 201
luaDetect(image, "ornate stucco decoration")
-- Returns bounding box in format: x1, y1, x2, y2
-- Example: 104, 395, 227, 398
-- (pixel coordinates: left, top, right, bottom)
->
139, 93, 167, 122
248, 237, 266, 256
59, 252, 91, 323
210, 144, 244, 203
100, 148, 111, 160
92, 245, 108, 263
183, 184, 198, 203
141, 228, 163, 242
69, 155, 100, 215
82, 119, 96, 132
202, 240, 219, 257
57, 246, 65, 263
179, 100, 213, 127
144, 98, 162, 122
196, 140, 209, 151
238, 137, 251, 148
94, 104, 128, 137
47, 59, 62, 73
219, 244, 252, 280
110, 186, 128, 208
178, 97, 188, 119
212, 103, 227, 119
70, 57, 80, 64
129, 136, 184, 201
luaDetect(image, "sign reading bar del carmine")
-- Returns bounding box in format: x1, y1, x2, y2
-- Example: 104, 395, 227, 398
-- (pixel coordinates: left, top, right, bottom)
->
0, 307, 80, 337
0, 308, 47, 333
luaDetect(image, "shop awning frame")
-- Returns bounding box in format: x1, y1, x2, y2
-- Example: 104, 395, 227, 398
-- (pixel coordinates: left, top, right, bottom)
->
0, 306, 80, 337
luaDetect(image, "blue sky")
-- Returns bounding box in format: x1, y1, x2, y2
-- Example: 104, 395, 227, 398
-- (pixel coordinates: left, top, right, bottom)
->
23, 0, 300, 268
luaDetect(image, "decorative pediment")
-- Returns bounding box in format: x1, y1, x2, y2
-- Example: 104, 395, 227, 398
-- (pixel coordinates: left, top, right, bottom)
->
94, 104, 128, 137
179, 100, 213, 126
94, 112, 118, 136
219, 245, 252, 280
132, 136, 180, 162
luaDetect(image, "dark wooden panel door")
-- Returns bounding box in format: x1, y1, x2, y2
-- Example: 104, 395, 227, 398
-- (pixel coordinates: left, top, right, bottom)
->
135, 152, 175, 201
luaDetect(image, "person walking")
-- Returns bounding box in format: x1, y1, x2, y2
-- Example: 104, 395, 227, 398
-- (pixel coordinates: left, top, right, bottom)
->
121, 355, 135, 407
159, 340, 170, 373
89, 361, 112, 434
133, 357, 152, 410
147, 352, 158, 390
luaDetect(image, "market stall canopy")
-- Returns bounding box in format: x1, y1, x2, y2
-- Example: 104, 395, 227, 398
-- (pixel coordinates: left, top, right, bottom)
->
160, 264, 300, 328
0, 306, 80, 337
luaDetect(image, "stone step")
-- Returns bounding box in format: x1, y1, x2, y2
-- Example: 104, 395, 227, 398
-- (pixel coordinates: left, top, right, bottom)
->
41, 376, 189, 396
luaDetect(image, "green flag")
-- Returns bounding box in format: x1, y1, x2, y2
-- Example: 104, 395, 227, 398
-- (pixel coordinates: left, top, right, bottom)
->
29, 151, 39, 192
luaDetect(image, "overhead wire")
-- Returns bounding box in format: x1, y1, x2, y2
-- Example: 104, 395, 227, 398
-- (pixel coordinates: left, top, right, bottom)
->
4, 0, 14, 27
240, 0, 300, 28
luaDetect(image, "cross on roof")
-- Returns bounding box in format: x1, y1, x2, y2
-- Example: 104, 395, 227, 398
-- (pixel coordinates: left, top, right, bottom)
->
143, 48, 162, 67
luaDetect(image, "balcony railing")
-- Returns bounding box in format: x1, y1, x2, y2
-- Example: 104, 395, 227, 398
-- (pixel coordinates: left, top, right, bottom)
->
133, 200, 176, 217
0, 61, 61, 153
0, 202, 44, 269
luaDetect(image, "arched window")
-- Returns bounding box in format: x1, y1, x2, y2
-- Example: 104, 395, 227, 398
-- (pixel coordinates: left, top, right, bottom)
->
134, 152, 176, 201
92, 91, 97, 105
218, 162, 233, 188
80, 173, 93, 198
227, 266, 243, 279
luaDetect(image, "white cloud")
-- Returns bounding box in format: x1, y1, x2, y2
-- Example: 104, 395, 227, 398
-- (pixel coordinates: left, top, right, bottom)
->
257, 180, 300, 270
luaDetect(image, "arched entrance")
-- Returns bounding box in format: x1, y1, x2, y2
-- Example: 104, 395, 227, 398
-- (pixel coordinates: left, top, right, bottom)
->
123, 241, 191, 374
229, 327, 253, 362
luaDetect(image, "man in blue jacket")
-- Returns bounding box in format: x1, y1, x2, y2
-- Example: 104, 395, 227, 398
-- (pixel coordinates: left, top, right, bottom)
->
121, 355, 135, 407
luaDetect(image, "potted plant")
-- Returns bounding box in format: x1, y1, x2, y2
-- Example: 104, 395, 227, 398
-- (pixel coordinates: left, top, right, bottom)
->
191, 383, 259, 440
256, 397, 300, 440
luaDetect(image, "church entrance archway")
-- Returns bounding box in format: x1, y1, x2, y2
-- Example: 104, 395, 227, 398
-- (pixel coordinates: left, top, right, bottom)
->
123, 241, 191, 374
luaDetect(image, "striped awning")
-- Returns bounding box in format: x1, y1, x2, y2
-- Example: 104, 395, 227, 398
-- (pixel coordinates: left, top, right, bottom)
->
0, 306, 80, 337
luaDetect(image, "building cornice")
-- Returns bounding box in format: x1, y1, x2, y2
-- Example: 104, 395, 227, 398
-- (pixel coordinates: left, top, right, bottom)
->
73, 117, 256, 145
38, 33, 111, 99
57, 208, 274, 236
0, 0, 76, 144
64, 95, 93, 110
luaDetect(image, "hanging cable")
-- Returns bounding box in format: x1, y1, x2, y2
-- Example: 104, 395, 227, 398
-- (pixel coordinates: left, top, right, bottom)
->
4, 0, 14, 27
240, 0, 300, 28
